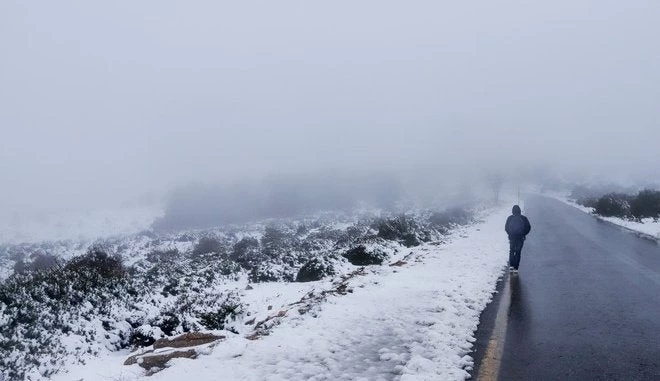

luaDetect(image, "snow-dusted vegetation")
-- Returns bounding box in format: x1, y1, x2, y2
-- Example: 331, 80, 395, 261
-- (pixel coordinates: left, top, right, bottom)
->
560, 187, 660, 240
0, 206, 477, 380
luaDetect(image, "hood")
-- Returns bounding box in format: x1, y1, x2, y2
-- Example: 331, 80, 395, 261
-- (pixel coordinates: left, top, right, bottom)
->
512, 205, 521, 215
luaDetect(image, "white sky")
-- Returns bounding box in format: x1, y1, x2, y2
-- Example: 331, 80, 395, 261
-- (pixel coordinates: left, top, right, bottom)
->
1, 0, 659, 215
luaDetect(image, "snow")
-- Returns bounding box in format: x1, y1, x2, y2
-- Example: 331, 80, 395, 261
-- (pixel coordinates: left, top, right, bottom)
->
52, 204, 511, 381
554, 195, 660, 240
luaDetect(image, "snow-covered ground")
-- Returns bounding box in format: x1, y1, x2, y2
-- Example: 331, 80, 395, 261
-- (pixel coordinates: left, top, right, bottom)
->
554, 195, 660, 240
52, 204, 511, 381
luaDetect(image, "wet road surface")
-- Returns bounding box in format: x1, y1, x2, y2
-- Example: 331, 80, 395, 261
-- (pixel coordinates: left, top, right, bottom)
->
471, 196, 660, 380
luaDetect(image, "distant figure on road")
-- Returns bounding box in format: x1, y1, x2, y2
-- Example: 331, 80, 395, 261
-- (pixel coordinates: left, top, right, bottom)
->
505, 205, 531, 272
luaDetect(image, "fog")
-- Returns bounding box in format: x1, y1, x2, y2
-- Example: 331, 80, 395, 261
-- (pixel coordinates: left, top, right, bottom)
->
1, 1, 660, 225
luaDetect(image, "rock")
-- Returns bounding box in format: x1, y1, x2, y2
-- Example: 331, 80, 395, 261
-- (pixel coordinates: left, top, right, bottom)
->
342, 245, 388, 266
125, 348, 196, 369
124, 332, 225, 371
153, 332, 224, 349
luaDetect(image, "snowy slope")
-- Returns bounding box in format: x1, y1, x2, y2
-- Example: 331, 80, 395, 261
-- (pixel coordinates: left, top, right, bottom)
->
53, 204, 511, 381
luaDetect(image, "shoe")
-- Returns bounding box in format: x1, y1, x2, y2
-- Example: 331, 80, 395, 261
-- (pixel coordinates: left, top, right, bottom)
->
512, 268, 519, 273
509, 266, 515, 272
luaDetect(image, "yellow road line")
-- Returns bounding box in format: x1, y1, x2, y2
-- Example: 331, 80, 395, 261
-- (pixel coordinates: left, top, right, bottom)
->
476, 272, 512, 381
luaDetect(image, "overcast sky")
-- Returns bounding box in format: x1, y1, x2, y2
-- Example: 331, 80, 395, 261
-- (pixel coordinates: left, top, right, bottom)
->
1, 0, 659, 216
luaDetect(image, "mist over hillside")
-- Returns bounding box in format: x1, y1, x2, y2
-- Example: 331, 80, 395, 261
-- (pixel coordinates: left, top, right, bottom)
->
152, 171, 404, 231
2, 1, 660, 234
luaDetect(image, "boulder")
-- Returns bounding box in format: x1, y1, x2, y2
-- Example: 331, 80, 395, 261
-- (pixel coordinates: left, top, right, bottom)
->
153, 332, 223, 349
124, 332, 225, 371
124, 349, 196, 369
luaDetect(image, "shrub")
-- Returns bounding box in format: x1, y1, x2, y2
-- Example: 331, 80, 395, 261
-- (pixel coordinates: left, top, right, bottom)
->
594, 193, 632, 218
0, 249, 132, 377
174, 292, 243, 332
248, 264, 289, 283
377, 216, 408, 240
630, 189, 660, 220
401, 233, 420, 247
261, 226, 295, 259
152, 312, 181, 336
192, 237, 224, 256
129, 325, 163, 348
296, 258, 335, 282
199, 301, 242, 330
30, 252, 59, 271
230, 237, 263, 270
342, 245, 388, 266
13, 252, 60, 275
146, 249, 179, 263
64, 248, 125, 280
376, 215, 420, 247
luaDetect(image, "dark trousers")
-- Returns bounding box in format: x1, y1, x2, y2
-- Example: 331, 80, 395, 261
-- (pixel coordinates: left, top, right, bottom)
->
509, 237, 525, 269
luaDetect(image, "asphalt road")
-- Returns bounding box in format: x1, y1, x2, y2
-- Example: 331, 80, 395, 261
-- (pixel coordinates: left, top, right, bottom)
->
471, 196, 660, 381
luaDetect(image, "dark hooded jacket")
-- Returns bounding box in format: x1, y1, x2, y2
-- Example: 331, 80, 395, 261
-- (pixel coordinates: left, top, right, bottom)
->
505, 205, 531, 238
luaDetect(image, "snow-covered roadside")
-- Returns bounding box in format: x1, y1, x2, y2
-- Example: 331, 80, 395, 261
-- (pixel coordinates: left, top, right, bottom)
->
54, 205, 511, 381
553, 195, 660, 240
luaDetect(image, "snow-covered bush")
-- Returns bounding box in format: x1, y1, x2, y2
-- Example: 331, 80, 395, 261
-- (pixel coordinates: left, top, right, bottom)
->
0, 205, 477, 379
261, 226, 297, 259
0, 248, 131, 379
630, 189, 660, 220
595, 193, 632, 218
192, 236, 225, 256
376, 215, 420, 247
342, 245, 389, 266
296, 257, 336, 282
0, 242, 245, 377
13, 251, 59, 275
579, 189, 660, 221
174, 291, 244, 332
230, 237, 264, 270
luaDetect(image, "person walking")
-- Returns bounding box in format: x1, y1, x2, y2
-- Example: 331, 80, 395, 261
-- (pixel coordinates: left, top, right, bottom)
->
505, 205, 531, 273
